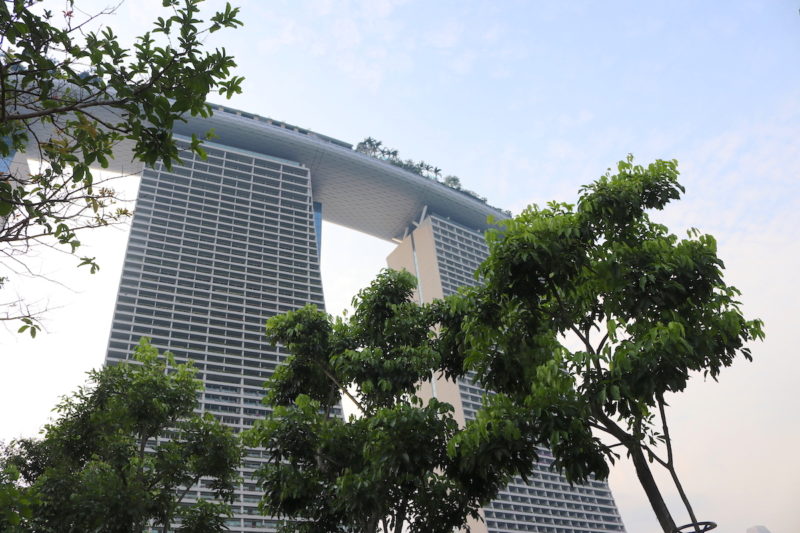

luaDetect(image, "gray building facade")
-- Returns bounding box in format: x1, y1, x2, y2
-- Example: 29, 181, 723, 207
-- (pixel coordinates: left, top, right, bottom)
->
106, 138, 325, 530
105, 105, 626, 532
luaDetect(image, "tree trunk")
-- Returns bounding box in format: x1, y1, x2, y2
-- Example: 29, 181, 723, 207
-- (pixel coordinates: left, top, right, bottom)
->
594, 407, 681, 532
629, 443, 677, 533
394, 500, 407, 533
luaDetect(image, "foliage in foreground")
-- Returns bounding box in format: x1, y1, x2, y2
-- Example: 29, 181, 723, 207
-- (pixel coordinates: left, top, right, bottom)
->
246, 270, 527, 533
254, 157, 762, 533
0, 0, 243, 332
0, 339, 242, 532
446, 156, 764, 532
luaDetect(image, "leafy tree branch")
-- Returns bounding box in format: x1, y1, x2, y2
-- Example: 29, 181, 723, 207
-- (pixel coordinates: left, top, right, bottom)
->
247, 270, 520, 533
0, 338, 242, 532
445, 155, 764, 532
0, 0, 244, 333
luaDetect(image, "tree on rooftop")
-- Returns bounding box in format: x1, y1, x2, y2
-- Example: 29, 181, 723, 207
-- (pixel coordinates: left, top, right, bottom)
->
443, 175, 461, 189
0, 338, 242, 532
354, 136, 495, 209
0, 0, 243, 334
446, 156, 764, 532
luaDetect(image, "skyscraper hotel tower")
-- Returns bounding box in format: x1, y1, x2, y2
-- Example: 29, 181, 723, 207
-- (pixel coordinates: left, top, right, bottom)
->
105, 104, 627, 533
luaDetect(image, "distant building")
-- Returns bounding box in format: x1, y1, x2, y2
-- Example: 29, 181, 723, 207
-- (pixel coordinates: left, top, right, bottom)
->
105, 105, 626, 532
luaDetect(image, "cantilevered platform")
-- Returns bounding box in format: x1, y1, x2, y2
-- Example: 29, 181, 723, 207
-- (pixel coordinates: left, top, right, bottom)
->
173, 104, 506, 242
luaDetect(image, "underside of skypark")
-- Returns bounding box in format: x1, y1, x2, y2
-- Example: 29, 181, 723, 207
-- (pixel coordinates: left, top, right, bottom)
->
20, 102, 506, 245
174, 103, 508, 243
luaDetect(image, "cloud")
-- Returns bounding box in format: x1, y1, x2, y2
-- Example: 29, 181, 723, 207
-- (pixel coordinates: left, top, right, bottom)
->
256, 16, 308, 54
426, 20, 463, 50
448, 51, 476, 75
331, 17, 363, 50
360, 0, 409, 19
605, 100, 800, 533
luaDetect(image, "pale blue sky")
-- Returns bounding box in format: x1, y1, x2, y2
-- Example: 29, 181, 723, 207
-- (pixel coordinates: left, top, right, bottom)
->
1, 2, 798, 532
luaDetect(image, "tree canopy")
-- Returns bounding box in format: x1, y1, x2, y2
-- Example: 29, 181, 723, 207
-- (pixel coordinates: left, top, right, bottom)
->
445, 156, 763, 532
0, 0, 243, 333
0, 338, 242, 532
246, 270, 525, 533
244, 157, 764, 533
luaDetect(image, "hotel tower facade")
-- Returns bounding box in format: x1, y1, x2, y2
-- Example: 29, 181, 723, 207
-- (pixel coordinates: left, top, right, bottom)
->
104, 105, 626, 533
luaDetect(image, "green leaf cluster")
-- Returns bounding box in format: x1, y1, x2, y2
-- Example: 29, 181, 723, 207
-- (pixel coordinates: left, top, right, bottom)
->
0, 0, 243, 330
0, 338, 242, 532
0, 463, 35, 531
247, 270, 513, 533
444, 156, 763, 531
242, 157, 762, 532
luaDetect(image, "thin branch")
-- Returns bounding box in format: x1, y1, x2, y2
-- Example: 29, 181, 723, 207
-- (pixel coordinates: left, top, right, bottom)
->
1, 61, 7, 123
318, 364, 367, 415
549, 284, 602, 365
78, 107, 133, 135
588, 420, 615, 434
570, 325, 594, 354
658, 393, 700, 530
67, 1, 125, 35
175, 473, 202, 505
394, 498, 407, 533
324, 385, 337, 420
591, 404, 633, 445
138, 434, 148, 466
596, 332, 609, 354
0, 252, 76, 296
4, 96, 129, 122
657, 396, 674, 467
641, 443, 669, 469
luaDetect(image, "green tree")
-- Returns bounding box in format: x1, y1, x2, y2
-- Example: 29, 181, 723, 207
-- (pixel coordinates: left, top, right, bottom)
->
354, 136, 383, 158
0, 0, 243, 332
443, 175, 461, 189
246, 270, 521, 533
0, 462, 34, 531
446, 156, 763, 532
1, 338, 242, 532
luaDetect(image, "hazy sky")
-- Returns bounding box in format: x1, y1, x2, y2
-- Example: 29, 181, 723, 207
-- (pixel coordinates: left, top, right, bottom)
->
2, 1, 798, 532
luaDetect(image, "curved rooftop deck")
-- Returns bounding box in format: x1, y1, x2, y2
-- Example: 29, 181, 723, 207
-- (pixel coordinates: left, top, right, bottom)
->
174, 104, 506, 241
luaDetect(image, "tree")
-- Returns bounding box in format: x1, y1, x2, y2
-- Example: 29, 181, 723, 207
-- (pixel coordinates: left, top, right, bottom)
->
443, 175, 461, 189
0, 462, 34, 531
354, 136, 383, 158
353, 136, 499, 208
446, 156, 763, 532
0, 0, 243, 332
0, 338, 243, 532
245, 270, 522, 533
